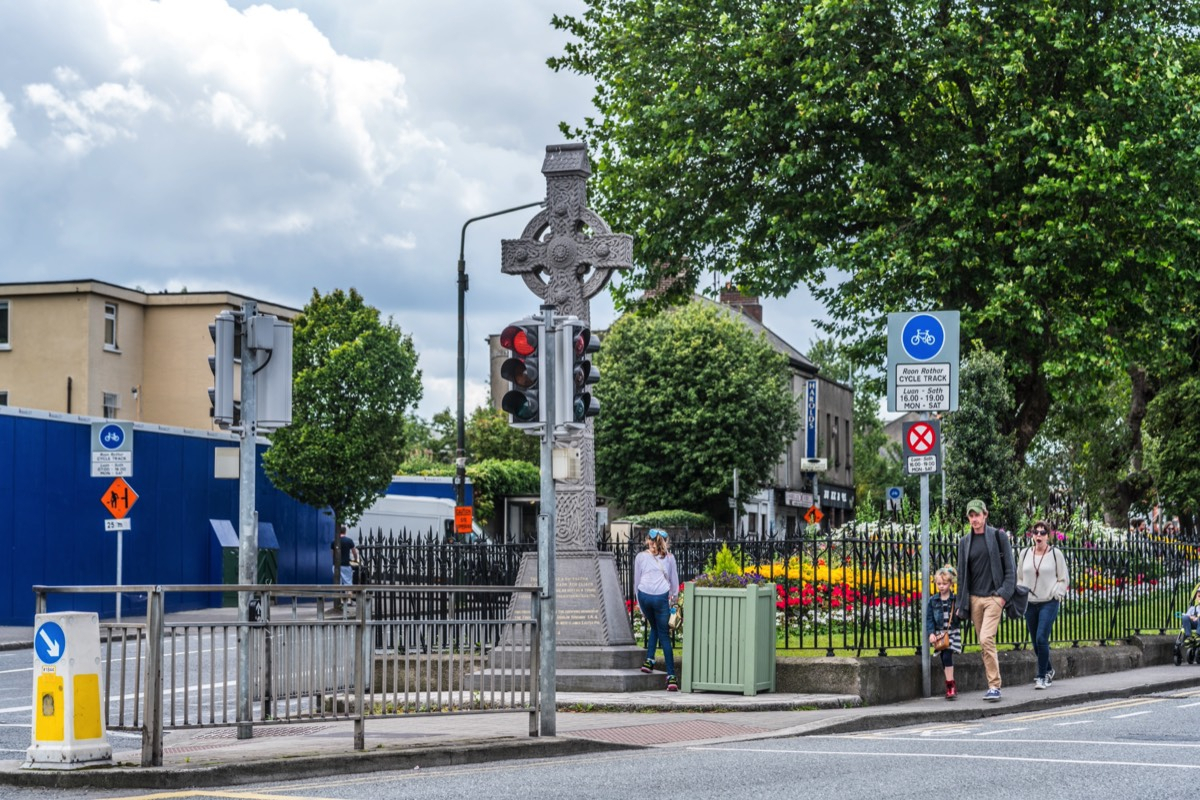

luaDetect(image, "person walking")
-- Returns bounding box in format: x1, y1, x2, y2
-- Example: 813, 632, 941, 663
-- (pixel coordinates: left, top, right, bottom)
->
633, 528, 680, 691
926, 565, 962, 700
332, 525, 359, 613
1017, 521, 1070, 689
955, 499, 1015, 702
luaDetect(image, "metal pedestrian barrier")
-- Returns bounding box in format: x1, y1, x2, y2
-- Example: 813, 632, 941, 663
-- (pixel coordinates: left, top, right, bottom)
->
32, 584, 541, 767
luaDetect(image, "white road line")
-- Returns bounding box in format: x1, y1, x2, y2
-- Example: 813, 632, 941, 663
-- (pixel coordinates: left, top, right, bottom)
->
1112, 711, 1153, 719
1178, 701, 1200, 708
697, 745, 1200, 769
1055, 721, 1093, 726
0, 668, 32, 675
976, 728, 1026, 736
825, 735, 1200, 750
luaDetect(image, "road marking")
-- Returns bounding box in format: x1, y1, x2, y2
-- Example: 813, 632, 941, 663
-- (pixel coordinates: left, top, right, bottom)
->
699, 744, 1200, 770
0, 667, 32, 675
1009, 697, 1162, 722
1112, 711, 1153, 719
104, 791, 337, 800
1178, 701, 1200, 708
826, 735, 1200, 750
975, 727, 1026, 736
1055, 721, 1093, 726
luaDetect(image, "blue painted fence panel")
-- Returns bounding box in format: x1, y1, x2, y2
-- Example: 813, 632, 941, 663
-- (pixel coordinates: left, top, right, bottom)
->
0, 410, 333, 625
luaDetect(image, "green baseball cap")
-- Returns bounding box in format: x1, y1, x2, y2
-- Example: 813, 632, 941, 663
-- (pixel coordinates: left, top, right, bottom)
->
966, 499, 988, 515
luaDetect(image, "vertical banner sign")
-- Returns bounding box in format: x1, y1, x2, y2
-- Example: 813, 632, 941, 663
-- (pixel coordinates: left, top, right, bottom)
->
805, 379, 818, 459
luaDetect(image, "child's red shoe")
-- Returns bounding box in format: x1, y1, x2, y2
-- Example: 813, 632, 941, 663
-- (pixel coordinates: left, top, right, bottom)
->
945, 680, 956, 700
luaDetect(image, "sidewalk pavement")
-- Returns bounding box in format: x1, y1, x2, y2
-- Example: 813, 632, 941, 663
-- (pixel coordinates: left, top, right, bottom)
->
4, 617, 1200, 791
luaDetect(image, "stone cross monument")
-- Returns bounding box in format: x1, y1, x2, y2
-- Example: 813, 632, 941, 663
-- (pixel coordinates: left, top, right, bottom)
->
500, 143, 636, 650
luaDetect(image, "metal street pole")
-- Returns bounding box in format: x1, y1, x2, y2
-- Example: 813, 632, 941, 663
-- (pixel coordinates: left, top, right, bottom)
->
455, 201, 545, 511
236, 300, 258, 740
537, 305, 557, 736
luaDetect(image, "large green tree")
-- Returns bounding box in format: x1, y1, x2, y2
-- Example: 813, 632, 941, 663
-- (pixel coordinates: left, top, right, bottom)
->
943, 347, 1023, 529
594, 300, 799, 518
552, 0, 1200, 464
264, 288, 422, 526
466, 405, 539, 465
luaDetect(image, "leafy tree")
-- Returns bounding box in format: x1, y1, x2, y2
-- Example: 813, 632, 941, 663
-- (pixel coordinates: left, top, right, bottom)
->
401, 413, 436, 461
551, 1, 1200, 463
1144, 325, 1200, 520
426, 408, 457, 464
942, 347, 1022, 529
466, 405, 539, 464
594, 300, 799, 519
394, 457, 540, 528
263, 288, 422, 526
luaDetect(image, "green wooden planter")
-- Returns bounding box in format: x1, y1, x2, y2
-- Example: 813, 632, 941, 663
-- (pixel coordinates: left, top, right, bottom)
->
680, 581, 776, 696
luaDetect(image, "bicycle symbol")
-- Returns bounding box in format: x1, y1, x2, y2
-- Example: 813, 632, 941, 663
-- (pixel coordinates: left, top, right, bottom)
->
102, 431, 121, 444
910, 329, 936, 346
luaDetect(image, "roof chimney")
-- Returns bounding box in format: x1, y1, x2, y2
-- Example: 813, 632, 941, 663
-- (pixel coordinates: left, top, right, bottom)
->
719, 284, 762, 323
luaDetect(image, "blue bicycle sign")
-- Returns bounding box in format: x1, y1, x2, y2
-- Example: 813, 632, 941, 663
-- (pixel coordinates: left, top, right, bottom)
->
98, 423, 125, 450
900, 314, 945, 361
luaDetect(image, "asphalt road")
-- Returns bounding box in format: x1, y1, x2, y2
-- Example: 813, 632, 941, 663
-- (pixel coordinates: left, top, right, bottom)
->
5, 687, 1199, 800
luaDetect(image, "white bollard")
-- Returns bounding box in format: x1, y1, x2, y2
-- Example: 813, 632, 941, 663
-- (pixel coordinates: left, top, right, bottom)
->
23, 612, 113, 769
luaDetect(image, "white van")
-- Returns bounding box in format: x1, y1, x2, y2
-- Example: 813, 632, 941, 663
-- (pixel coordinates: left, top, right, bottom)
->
351, 495, 486, 542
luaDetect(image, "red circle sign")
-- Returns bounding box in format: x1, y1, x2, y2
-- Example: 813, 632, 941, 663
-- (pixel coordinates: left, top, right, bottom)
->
907, 422, 937, 455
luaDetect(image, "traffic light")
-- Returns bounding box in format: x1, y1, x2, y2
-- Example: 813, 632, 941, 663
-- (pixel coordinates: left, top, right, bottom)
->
559, 320, 600, 430
500, 319, 544, 430
208, 310, 235, 427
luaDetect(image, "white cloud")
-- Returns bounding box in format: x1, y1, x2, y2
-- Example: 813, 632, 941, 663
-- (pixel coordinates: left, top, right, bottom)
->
0, 0, 828, 420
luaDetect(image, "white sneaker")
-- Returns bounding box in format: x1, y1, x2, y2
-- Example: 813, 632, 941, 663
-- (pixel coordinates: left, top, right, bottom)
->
1045, 669, 1054, 686
1034, 677, 1046, 690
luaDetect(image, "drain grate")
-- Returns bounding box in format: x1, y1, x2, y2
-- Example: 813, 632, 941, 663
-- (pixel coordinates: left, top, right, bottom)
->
565, 720, 768, 746
190, 724, 334, 740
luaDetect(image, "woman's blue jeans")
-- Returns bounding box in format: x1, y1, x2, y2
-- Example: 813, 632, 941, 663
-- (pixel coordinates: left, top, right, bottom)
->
1025, 599, 1060, 679
637, 590, 675, 676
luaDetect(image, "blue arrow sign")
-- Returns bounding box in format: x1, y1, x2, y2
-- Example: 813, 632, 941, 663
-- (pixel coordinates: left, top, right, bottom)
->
98, 423, 126, 450
900, 313, 946, 361
35, 621, 65, 665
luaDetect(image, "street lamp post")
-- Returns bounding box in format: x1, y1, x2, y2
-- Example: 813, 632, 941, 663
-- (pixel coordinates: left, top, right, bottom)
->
456, 201, 545, 510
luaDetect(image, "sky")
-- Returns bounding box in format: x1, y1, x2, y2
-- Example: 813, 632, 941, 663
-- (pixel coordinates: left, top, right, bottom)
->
0, 0, 826, 419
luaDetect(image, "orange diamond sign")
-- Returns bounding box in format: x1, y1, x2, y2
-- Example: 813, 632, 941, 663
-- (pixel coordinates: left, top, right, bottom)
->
101, 477, 138, 519
804, 505, 824, 525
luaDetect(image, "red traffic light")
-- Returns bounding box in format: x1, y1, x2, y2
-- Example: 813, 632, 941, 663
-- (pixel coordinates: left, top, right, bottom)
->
500, 325, 537, 357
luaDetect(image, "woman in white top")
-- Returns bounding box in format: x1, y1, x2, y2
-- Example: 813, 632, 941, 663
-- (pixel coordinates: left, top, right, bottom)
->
1016, 521, 1070, 689
632, 528, 680, 691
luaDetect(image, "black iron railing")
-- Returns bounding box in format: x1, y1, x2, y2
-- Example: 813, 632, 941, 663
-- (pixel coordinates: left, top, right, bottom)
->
358, 524, 1200, 656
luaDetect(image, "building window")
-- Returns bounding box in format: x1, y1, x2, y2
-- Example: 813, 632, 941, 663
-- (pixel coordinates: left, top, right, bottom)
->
833, 415, 841, 468
104, 303, 119, 350
103, 392, 120, 419
0, 299, 9, 347
0, 391, 7, 406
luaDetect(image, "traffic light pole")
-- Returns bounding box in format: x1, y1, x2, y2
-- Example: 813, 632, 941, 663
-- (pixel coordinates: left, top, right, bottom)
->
236, 300, 258, 740
537, 304, 557, 737
455, 200, 544, 510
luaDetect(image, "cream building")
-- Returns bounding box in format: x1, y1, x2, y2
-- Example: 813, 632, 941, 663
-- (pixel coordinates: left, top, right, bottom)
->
0, 280, 298, 430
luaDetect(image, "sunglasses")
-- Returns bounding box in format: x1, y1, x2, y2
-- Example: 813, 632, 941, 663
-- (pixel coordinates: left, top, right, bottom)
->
1033, 529, 1048, 536
648, 529, 669, 539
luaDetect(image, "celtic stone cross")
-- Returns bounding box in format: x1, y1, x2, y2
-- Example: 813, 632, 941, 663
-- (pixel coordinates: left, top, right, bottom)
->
501, 144, 631, 551
501, 143, 633, 324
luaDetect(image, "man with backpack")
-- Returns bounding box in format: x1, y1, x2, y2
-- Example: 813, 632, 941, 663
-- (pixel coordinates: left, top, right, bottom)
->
954, 499, 1016, 702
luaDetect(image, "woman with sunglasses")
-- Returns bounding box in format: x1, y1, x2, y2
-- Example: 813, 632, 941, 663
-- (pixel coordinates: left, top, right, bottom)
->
1016, 521, 1070, 689
633, 528, 680, 691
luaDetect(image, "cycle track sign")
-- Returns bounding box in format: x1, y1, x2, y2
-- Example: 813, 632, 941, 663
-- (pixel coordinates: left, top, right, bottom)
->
887, 311, 960, 413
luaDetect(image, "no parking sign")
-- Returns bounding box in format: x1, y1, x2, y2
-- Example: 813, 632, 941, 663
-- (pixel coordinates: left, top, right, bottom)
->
902, 419, 942, 475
